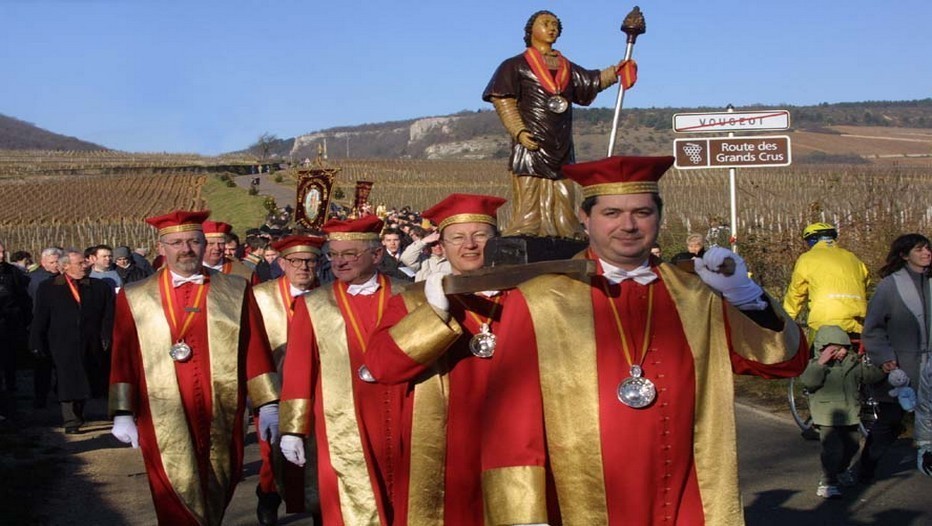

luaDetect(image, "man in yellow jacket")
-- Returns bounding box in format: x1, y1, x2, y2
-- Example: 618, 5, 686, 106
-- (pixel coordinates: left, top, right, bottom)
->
783, 222, 870, 338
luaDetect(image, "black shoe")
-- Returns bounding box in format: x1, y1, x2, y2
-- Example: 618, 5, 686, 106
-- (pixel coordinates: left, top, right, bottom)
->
256, 486, 281, 526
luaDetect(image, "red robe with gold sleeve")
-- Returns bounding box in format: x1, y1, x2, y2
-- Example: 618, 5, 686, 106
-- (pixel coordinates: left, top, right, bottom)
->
364, 285, 507, 526
108, 270, 278, 526
279, 276, 409, 526
480, 262, 807, 526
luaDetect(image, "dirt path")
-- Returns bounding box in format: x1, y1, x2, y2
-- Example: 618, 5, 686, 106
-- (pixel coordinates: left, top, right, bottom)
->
1, 394, 313, 525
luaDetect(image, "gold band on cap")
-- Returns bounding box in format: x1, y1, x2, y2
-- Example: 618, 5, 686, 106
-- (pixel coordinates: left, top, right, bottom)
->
327, 232, 379, 241
279, 245, 323, 257
581, 182, 659, 199
438, 213, 496, 231
204, 232, 226, 239
158, 224, 203, 237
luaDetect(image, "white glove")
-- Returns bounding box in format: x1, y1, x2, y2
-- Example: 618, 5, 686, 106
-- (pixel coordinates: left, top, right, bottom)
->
111, 415, 139, 448
424, 272, 449, 312
918, 442, 932, 476
280, 435, 306, 466
694, 247, 766, 310
258, 403, 280, 444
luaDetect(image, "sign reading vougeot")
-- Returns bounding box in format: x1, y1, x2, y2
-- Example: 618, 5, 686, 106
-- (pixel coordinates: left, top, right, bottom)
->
674, 136, 792, 169
672, 110, 790, 133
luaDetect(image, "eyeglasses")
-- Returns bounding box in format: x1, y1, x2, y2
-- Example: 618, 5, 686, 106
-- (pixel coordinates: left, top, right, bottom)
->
442, 232, 493, 246
283, 256, 318, 269
160, 239, 204, 249
324, 248, 373, 262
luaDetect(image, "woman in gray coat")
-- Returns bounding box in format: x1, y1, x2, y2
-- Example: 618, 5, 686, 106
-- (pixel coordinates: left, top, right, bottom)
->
861, 233, 932, 480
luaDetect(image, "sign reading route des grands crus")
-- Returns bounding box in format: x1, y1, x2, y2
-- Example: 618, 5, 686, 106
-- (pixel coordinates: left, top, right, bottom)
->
673, 135, 792, 169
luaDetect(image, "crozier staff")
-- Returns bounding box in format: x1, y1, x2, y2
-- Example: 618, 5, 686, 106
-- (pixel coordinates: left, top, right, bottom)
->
483, 9, 637, 238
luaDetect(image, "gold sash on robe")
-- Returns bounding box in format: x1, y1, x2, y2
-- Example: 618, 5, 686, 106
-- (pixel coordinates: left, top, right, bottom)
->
304, 286, 381, 525
124, 271, 245, 526
512, 263, 800, 526
225, 258, 255, 282
253, 278, 289, 367
393, 288, 460, 526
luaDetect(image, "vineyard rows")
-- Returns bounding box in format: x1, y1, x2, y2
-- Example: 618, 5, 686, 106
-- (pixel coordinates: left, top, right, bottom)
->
0, 153, 929, 294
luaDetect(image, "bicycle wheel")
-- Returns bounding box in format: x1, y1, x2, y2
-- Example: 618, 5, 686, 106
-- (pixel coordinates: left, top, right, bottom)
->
788, 377, 818, 439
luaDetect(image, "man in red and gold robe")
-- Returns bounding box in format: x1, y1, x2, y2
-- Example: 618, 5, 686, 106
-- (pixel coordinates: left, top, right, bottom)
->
252, 234, 325, 524
363, 193, 507, 525
278, 215, 410, 525
109, 210, 279, 526
480, 157, 809, 526
202, 220, 258, 284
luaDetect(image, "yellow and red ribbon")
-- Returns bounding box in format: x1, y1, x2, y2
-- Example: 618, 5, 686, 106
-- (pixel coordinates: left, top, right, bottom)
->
335, 274, 388, 353
159, 269, 207, 343
524, 47, 570, 95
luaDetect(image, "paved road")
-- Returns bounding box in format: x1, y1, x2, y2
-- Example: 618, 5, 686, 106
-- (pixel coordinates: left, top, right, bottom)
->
8, 396, 930, 525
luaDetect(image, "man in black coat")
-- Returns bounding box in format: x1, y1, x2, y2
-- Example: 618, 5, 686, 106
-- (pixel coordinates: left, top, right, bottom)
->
30, 248, 114, 433
0, 241, 32, 409
28, 246, 64, 408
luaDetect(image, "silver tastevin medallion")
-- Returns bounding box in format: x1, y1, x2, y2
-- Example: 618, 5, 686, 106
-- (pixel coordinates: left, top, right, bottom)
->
617, 364, 656, 408
547, 95, 569, 113
169, 341, 193, 362
469, 323, 496, 358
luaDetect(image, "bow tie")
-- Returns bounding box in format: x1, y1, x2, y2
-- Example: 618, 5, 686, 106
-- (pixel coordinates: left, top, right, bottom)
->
172, 274, 205, 288
602, 266, 657, 286
346, 282, 380, 296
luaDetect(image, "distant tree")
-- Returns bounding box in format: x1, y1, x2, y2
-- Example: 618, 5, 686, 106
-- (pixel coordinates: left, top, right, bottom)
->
250, 132, 279, 161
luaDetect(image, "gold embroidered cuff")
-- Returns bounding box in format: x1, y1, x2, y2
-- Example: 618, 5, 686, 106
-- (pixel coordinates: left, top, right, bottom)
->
482, 466, 547, 525
108, 382, 135, 417
247, 372, 281, 408
388, 302, 464, 365
280, 399, 312, 436
727, 294, 801, 364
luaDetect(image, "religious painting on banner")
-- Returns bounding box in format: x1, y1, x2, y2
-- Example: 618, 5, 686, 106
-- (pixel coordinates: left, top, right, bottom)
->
295, 166, 337, 230
353, 181, 374, 217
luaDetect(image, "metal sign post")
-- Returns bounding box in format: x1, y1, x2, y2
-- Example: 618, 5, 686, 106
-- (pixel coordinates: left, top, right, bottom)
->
672, 105, 793, 254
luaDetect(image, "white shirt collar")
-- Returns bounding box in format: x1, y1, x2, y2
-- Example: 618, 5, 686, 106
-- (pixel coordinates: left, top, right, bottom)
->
346, 273, 380, 296
599, 258, 657, 285
289, 284, 312, 297
170, 270, 205, 288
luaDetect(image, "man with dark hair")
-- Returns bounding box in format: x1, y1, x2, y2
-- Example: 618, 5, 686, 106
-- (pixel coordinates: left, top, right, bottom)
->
0, 241, 32, 406
88, 244, 122, 292
480, 156, 808, 525
30, 248, 113, 431
484, 10, 636, 238
379, 228, 414, 281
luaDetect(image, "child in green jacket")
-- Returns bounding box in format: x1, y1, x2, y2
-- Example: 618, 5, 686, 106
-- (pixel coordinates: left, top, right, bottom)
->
799, 325, 885, 498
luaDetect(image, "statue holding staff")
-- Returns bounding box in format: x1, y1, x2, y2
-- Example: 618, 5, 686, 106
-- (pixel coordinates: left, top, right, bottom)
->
483, 9, 639, 238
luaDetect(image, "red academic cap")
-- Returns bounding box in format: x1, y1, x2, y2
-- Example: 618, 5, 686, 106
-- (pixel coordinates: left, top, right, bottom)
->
562, 156, 675, 199
202, 220, 233, 238
422, 193, 507, 231
272, 234, 325, 256
322, 215, 384, 241
145, 210, 210, 237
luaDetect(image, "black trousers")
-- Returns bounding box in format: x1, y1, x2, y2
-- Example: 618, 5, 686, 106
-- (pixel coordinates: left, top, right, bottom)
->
860, 401, 905, 477
60, 399, 85, 429
818, 424, 861, 484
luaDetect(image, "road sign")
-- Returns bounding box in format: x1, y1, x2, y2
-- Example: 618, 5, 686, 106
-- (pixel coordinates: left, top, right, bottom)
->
672, 110, 790, 133
674, 135, 791, 169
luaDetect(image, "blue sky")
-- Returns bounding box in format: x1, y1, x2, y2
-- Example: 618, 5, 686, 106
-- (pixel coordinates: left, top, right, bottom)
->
2, 0, 930, 155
